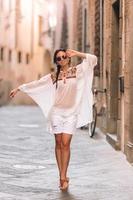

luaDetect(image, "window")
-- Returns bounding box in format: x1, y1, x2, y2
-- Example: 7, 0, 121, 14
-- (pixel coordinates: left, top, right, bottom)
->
8, 50, 12, 62
26, 53, 30, 64
0, 47, 4, 61
38, 16, 43, 46
18, 51, 22, 63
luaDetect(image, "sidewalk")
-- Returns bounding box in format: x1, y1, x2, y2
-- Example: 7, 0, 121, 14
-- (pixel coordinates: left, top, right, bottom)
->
0, 106, 133, 200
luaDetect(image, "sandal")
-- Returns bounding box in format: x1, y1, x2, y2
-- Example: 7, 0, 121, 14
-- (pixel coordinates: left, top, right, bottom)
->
59, 179, 69, 191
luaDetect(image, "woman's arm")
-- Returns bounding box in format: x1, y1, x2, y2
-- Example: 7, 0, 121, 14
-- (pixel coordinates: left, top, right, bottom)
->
9, 87, 20, 98
66, 49, 97, 70
9, 73, 52, 98
66, 49, 86, 59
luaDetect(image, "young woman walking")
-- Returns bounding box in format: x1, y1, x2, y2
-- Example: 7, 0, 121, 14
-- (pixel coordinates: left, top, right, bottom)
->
9, 49, 97, 191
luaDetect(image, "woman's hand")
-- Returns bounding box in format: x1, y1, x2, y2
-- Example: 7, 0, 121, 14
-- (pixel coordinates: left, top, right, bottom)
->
66, 49, 86, 59
66, 49, 79, 57
9, 88, 20, 98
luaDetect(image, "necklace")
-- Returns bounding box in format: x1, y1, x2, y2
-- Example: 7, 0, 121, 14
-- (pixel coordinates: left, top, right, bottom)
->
61, 70, 67, 84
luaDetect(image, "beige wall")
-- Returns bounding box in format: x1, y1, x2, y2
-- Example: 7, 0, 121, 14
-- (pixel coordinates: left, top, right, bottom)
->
0, 0, 53, 105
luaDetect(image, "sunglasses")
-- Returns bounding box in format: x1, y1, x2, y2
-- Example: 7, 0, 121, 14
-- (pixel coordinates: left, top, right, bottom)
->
56, 55, 67, 62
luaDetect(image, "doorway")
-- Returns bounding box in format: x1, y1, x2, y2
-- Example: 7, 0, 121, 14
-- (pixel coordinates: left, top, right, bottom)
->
108, 0, 120, 137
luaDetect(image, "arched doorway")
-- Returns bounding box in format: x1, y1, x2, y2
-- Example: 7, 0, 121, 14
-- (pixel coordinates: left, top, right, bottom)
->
106, 0, 122, 151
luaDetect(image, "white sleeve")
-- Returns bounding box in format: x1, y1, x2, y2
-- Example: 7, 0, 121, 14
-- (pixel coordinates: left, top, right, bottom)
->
82, 53, 98, 72
18, 73, 55, 119
18, 73, 52, 92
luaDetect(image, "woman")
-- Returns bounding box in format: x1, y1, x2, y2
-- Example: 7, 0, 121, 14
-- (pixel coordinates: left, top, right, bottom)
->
9, 49, 97, 191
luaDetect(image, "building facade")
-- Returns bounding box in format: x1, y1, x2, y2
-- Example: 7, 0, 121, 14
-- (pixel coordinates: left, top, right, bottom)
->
102, 0, 133, 163
0, 0, 53, 105
86, 0, 133, 164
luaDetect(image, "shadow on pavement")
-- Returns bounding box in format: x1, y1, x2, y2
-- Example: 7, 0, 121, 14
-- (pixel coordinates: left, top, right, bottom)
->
58, 190, 80, 200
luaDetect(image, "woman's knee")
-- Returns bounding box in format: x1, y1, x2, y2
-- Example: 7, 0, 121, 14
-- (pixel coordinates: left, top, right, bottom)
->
61, 141, 71, 150
61, 133, 72, 150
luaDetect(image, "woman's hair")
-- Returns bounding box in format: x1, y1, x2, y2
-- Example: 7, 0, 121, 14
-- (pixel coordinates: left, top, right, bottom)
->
53, 48, 71, 89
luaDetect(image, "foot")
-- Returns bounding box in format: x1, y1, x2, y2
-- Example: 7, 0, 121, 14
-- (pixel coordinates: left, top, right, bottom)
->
66, 177, 69, 182
59, 177, 69, 188
59, 179, 69, 191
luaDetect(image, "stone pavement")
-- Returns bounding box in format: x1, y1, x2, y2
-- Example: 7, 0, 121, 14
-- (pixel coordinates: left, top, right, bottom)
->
0, 105, 133, 200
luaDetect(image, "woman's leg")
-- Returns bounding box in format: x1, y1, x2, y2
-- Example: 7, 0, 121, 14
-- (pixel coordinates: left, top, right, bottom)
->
54, 133, 62, 177
60, 133, 72, 180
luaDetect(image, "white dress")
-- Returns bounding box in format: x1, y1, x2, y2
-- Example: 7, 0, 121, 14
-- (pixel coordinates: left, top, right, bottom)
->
50, 69, 78, 134
18, 53, 97, 135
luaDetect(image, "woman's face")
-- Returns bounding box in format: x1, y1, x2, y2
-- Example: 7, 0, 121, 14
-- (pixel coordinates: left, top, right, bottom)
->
56, 51, 69, 67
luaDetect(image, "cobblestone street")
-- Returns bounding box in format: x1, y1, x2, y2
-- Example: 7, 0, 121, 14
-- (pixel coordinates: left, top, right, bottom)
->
0, 106, 133, 200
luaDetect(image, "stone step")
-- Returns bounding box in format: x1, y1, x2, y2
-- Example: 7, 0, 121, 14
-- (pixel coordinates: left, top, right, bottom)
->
106, 133, 121, 150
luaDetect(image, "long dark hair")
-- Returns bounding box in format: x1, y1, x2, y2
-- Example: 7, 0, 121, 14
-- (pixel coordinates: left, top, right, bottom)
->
53, 48, 71, 89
